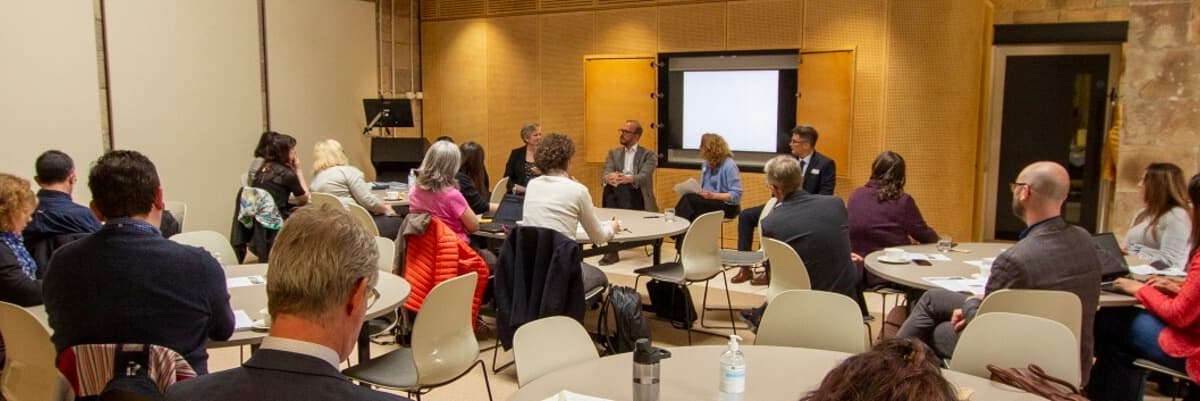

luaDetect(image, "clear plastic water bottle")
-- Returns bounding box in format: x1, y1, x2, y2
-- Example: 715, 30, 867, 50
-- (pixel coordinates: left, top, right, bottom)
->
719, 334, 745, 401
407, 169, 416, 191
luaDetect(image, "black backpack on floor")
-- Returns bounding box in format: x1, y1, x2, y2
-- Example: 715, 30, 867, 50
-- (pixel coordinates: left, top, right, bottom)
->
600, 285, 651, 354
645, 279, 697, 329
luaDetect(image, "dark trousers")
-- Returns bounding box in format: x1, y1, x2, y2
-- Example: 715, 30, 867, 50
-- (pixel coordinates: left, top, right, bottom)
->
602, 184, 645, 211
737, 205, 765, 251
373, 215, 403, 239
672, 193, 738, 252
1088, 307, 1188, 401
896, 289, 967, 358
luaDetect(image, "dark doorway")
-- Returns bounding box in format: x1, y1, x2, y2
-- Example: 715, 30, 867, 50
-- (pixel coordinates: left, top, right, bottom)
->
993, 54, 1110, 240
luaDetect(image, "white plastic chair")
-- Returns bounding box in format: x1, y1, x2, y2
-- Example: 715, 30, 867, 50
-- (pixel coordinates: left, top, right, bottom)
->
309, 192, 345, 209
0, 302, 73, 401
170, 230, 239, 266
952, 312, 1080, 385
346, 203, 381, 236
343, 272, 492, 400
164, 201, 188, 231
490, 177, 509, 204
719, 196, 778, 267
976, 289, 1082, 345
633, 211, 731, 344
760, 237, 812, 303
513, 316, 599, 387
375, 236, 396, 273
754, 290, 866, 353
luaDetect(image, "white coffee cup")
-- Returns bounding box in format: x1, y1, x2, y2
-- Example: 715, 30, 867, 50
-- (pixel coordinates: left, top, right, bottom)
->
259, 307, 272, 327
884, 248, 905, 260
385, 191, 400, 200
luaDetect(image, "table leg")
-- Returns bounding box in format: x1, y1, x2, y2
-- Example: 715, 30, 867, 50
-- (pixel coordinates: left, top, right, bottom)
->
652, 239, 662, 265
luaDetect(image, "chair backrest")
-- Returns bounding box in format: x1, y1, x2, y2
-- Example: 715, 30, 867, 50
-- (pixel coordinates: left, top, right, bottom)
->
753, 197, 779, 253
346, 203, 380, 236
309, 192, 344, 209
490, 177, 509, 204
164, 201, 188, 231
374, 236, 395, 272
952, 312, 1080, 384
977, 289, 1082, 344
680, 211, 724, 282
170, 230, 239, 266
761, 238, 812, 302
513, 316, 599, 387
412, 272, 481, 386
754, 290, 866, 353
0, 302, 73, 401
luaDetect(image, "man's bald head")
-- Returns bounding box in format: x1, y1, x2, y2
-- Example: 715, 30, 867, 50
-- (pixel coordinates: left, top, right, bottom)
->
1012, 161, 1070, 223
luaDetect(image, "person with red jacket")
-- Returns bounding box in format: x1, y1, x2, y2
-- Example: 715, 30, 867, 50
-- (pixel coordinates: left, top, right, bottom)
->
1090, 172, 1200, 400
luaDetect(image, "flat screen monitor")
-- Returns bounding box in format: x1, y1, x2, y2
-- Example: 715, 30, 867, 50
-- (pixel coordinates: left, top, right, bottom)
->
363, 98, 414, 128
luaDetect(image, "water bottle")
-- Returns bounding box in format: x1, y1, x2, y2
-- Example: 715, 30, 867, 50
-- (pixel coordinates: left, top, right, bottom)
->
719, 334, 745, 401
633, 338, 671, 401
407, 169, 416, 191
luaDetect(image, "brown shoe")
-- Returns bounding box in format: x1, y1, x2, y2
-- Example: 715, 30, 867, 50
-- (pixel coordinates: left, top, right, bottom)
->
730, 267, 754, 284
599, 252, 620, 266
750, 270, 769, 286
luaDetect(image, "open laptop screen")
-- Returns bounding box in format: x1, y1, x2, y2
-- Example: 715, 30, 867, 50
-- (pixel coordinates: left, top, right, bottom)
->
1092, 233, 1129, 281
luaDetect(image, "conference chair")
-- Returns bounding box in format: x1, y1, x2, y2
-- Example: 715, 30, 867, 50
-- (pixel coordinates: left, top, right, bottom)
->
374, 236, 396, 272
343, 272, 493, 401
489, 177, 509, 204
952, 312, 1079, 385
0, 302, 73, 401
760, 237, 812, 302
754, 290, 866, 353
366, 236, 403, 345
1133, 359, 1194, 401
633, 211, 734, 344
170, 230, 240, 266
347, 203, 381, 236
976, 289, 1081, 345
719, 196, 777, 268
513, 316, 599, 387
309, 192, 344, 209
164, 201, 188, 231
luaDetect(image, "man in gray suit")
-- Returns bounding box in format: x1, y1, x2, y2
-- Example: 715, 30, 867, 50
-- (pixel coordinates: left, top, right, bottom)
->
897, 161, 1107, 385
166, 204, 410, 401
599, 119, 657, 265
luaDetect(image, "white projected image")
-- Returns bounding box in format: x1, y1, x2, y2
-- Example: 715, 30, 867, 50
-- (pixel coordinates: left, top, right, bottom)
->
682, 70, 779, 152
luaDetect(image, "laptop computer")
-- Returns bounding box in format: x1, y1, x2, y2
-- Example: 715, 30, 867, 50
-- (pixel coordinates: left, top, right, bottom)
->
479, 195, 523, 233
1093, 233, 1130, 292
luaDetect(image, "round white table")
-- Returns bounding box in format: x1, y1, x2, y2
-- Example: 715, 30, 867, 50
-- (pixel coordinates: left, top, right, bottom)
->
371, 189, 409, 207
863, 242, 1138, 307
507, 345, 1046, 401
474, 208, 691, 265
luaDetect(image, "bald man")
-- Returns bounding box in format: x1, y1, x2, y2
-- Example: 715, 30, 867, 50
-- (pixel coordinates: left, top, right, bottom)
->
897, 161, 1112, 386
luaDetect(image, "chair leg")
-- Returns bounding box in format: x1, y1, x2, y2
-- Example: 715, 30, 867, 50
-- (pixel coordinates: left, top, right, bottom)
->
474, 360, 495, 401
698, 272, 748, 332
491, 336, 514, 373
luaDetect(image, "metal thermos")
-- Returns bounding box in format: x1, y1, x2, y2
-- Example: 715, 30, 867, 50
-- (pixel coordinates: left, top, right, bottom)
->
633, 338, 671, 401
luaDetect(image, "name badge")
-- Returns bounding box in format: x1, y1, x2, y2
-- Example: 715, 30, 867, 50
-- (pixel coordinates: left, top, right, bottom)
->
810, 169, 820, 174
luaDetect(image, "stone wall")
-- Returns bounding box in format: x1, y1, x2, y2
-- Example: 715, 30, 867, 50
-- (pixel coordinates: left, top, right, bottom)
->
992, 0, 1129, 24
1111, 0, 1200, 234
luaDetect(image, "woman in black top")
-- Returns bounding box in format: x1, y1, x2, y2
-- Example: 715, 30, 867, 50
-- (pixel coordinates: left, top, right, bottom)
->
251, 133, 309, 218
502, 123, 542, 195
458, 141, 495, 215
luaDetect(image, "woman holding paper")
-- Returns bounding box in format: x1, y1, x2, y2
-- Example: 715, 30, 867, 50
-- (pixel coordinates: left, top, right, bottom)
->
670, 133, 741, 250
1089, 172, 1200, 400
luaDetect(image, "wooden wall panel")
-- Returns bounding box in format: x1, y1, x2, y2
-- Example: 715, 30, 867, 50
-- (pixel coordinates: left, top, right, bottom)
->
488, 0, 536, 15
486, 16, 540, 182
884, 0, 986, 240
727, 0, 802, 50
595, 9, 657, 54
421, 20, 489, 152
541, 0, 594, 11
658, 2, 726, 52
440, 0, 487, 18
541, 12, 595, 172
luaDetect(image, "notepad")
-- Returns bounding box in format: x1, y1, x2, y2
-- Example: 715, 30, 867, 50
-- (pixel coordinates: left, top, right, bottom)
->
233, 309, 254, 331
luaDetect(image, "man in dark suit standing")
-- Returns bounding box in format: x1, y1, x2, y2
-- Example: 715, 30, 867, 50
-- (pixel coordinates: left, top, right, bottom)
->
167, 204, 410, 401
738, 156, 863, 329
733, 125, 837, 285
598, 120, 658, 265
897, 161, 1107, 385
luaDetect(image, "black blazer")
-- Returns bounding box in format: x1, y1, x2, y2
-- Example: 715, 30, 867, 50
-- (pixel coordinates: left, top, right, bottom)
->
165, 348, 411, 401
456, 171, 491, 215
802, 151, 837, 195
502, 146, 533, 194
494, 226, 585, 349
761, 191, 862, 313
0, 244, 42, 306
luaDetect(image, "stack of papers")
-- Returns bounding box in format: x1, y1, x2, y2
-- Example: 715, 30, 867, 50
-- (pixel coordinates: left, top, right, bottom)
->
924, 276, 987, 295
541, 391, 611, 401
1130, 264, 1187, 277
227, 275, 266, 289
673, 178, 700, 195
233, 310, 254, 331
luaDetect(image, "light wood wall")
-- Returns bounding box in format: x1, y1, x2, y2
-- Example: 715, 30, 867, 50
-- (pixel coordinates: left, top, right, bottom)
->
420, 0, 990, 245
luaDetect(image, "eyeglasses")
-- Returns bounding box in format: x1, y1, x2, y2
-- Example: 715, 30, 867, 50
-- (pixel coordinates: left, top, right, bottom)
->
1009, 182, 1029, 193
618, 128, 636, 135
366, 286, 380, 310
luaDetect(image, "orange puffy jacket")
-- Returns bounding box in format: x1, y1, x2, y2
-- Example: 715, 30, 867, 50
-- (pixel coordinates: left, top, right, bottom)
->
399, 215, 489, 321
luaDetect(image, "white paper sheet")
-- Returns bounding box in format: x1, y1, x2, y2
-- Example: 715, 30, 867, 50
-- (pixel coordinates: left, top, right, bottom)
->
673, 178, 701, 196
923, 276, 987, 295
1130, 264, 1187, 277
226, 275, 266, 289
906, 253, 951, 262
233, 309, 253, 331
962, 260, 988, 269
541, 390, 612, 401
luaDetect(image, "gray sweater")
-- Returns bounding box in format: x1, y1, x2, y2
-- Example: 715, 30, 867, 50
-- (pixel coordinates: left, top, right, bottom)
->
1125, 206, 1192, 269
310, 165, 384, 212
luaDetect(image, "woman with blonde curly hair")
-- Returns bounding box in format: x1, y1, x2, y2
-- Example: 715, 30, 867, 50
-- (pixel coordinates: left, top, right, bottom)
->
309, 139, 400, 237
673, 132, 742, 223
1, 173, 42, 307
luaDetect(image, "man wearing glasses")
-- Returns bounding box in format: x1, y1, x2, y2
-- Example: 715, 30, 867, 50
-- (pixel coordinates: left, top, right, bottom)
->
896, 161, 1111, 386
598, 120, 658, 265
168, 204, 409, 401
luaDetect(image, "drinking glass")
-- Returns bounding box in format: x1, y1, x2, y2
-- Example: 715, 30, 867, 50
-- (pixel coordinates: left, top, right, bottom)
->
936, 236, 953, 253
664, 208, 676, 222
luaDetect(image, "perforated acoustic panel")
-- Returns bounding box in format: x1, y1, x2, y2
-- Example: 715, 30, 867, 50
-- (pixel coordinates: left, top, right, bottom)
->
727, 0, 802, 50
487, 15, 541, 180
421, 20, 490, 159
540, 12, 595, 168
657, 2, 726, 51
595, 8, 657, 54
439, 0, 487, 18
421, 0, 437, 18
597, 0, 653, 6
883, 0, 986, 240
541, 0, 594, 11
489, 0, 536, 15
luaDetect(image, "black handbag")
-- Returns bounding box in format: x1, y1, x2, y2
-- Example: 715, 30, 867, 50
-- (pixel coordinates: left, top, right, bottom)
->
645, 279, 697, 328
